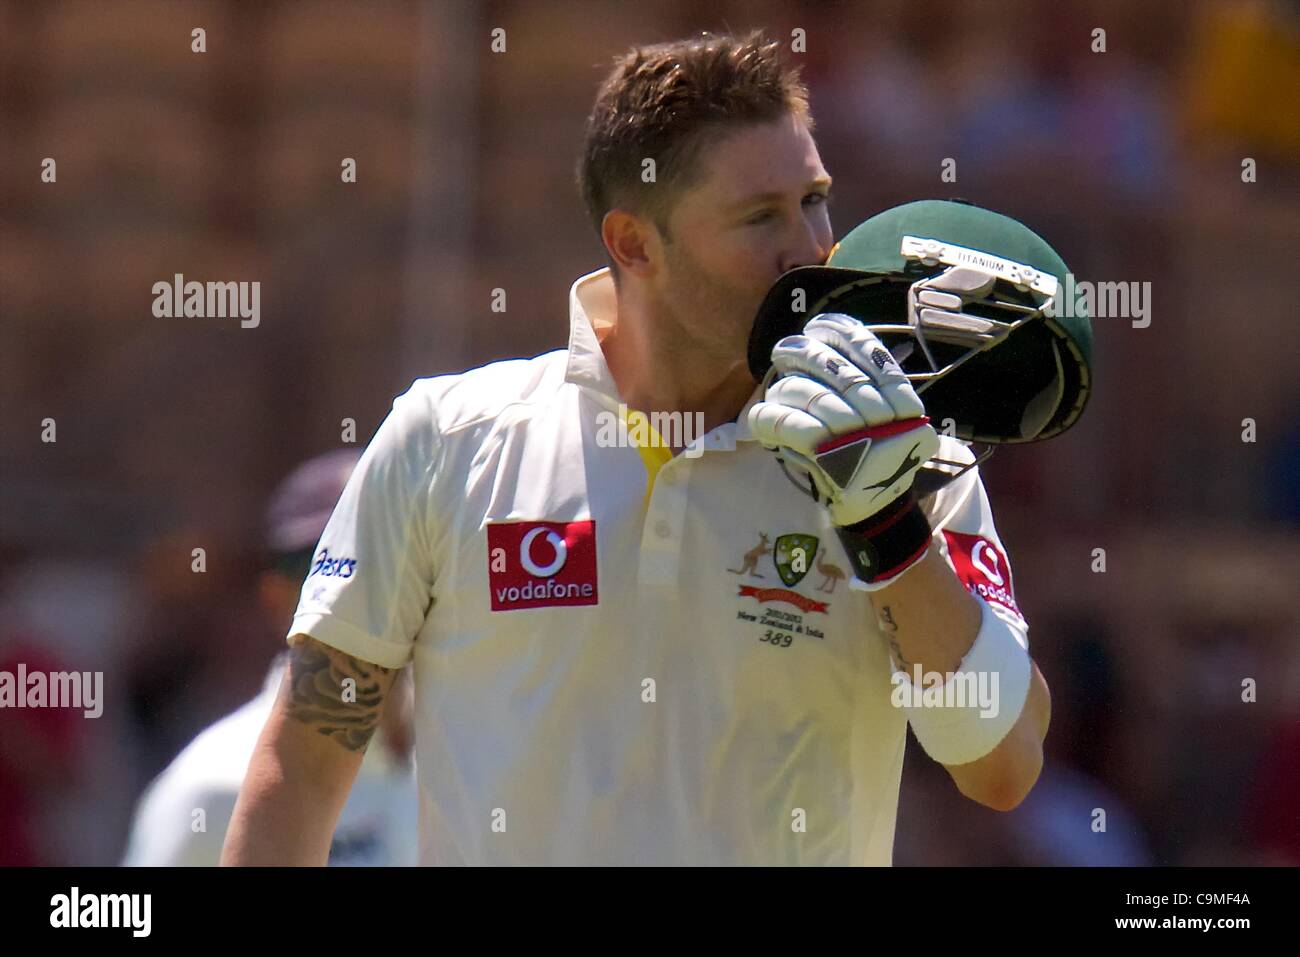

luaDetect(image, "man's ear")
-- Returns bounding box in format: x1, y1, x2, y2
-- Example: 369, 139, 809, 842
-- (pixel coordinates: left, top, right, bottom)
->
603, 208, 656, 278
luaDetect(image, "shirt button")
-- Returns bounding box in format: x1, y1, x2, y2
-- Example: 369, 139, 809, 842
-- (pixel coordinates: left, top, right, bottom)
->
654, 519, 672, 539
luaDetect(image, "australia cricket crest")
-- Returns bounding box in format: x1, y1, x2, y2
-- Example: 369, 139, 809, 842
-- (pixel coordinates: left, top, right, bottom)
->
773, 533, 819, 588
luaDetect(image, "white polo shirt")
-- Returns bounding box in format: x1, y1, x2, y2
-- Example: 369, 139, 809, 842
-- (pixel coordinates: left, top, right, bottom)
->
290, 266, 1028, 866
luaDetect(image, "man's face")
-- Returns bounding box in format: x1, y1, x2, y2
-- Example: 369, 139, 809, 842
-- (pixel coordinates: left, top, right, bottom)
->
652, 112, 834, 361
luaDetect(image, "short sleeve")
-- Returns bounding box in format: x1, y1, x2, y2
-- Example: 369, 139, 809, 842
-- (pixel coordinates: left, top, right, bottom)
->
921, 439, 1030, 644
288, 383, 441, 668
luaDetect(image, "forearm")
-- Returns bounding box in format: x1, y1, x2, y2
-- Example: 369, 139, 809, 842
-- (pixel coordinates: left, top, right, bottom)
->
945, 661, 1049, 810
221, 703, 360, 866
222, 635, 398, 866
869, 545, 1048, 810
871, 546, 982, 676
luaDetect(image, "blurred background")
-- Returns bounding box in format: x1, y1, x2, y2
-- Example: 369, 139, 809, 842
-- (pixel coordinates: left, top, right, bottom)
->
2, 0, 1299, 865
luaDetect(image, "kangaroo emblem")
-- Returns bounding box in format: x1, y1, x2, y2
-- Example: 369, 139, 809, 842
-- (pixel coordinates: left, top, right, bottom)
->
727, 533, 771, 578
813, 547, 845, 593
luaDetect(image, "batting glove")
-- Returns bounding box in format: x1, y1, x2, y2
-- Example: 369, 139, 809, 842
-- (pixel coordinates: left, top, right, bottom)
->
748, 313, 940, 588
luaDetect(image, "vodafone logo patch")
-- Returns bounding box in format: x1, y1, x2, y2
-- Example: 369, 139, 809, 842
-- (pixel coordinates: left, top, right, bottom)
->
486, 520, 598, 611
940, 530, 1023, 620
518, 527, 568, 577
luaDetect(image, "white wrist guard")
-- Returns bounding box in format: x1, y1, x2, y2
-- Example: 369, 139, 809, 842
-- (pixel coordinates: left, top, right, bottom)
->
890, 597, 1032, 766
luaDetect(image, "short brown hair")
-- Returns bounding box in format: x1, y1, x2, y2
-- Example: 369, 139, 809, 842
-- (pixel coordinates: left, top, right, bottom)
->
577, 30, 813, 258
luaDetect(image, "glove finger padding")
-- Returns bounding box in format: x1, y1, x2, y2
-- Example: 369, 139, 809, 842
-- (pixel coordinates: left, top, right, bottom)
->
802, 313, 927, 422
748, 374, 864, 456
770, 335, 899, 427
751, 312, 941, 526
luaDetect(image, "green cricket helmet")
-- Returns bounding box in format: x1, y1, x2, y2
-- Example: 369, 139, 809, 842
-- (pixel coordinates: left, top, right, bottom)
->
748, 199, 1093, 445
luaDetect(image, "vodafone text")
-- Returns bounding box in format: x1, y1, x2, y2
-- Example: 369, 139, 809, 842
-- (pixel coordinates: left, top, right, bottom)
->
486, 520, 599, 611
941, 530, 1023, 621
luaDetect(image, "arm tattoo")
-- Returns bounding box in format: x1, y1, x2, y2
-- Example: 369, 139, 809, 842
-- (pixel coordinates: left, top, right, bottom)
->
878, 605, 913, 670
285, 638, 395, 752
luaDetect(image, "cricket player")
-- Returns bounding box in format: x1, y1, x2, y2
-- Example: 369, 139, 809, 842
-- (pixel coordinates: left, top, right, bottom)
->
224, 31, 1089, 866
124, 451, 417, 866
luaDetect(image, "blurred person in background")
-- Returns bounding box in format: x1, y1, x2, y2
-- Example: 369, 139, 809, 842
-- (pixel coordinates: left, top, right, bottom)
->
0, 560, 141, 865
0, 643, 83, 866
121, 450, 417, 866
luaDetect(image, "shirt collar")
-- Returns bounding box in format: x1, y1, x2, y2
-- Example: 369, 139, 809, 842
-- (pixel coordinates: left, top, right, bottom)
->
564, 267, 622, 401
563, 266, 765, 443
